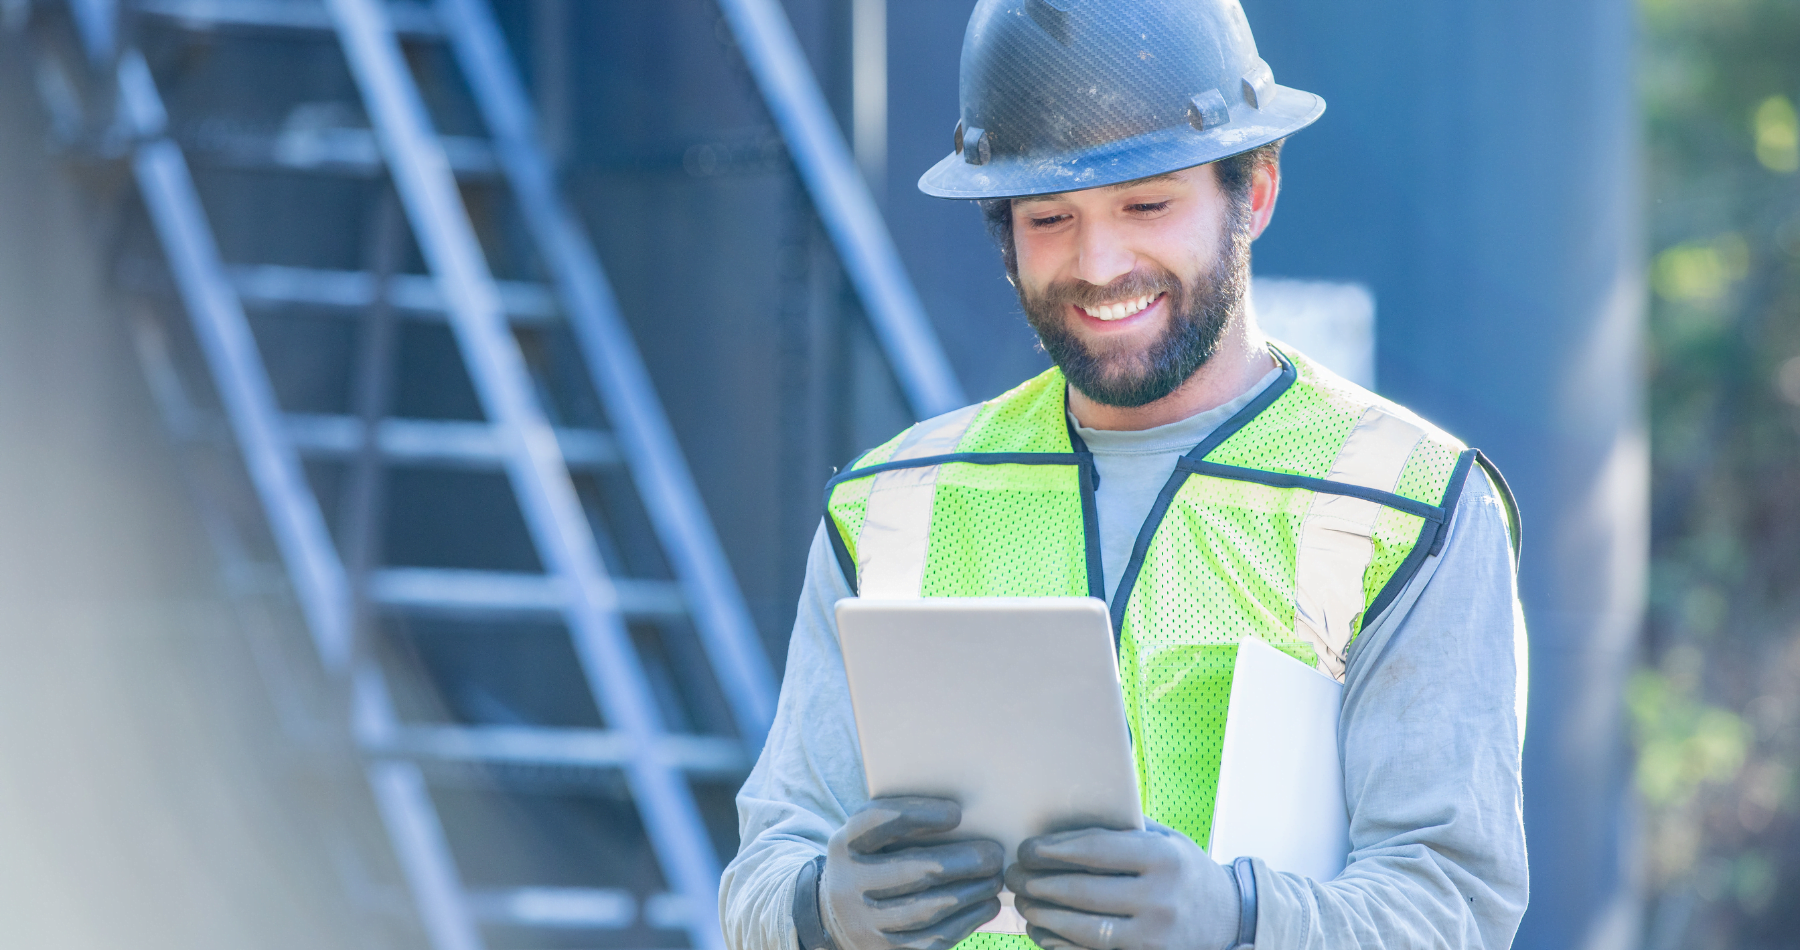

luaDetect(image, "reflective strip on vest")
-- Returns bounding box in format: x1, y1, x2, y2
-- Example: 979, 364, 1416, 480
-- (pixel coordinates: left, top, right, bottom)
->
857, 404, 983, 597
1292, 407, 1425, 680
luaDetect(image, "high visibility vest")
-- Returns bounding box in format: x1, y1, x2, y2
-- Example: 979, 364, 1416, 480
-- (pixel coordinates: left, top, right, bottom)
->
823, 346, 1516, 950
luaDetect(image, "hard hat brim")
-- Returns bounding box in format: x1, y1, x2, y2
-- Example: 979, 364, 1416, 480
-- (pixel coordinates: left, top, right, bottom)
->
917, 85, 1325, 201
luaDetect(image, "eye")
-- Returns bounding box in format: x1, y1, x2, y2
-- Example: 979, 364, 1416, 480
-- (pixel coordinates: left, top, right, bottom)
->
1026, 213, 1071, 229
1127, 201, 1171, 215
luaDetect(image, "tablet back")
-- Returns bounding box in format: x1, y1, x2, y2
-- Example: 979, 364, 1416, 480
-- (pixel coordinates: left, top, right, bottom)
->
835, 597, 1143, 863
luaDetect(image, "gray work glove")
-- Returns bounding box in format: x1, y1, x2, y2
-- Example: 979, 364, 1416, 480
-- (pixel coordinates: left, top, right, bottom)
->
816, 796, 1006, 950
1006, 823, 1241, 950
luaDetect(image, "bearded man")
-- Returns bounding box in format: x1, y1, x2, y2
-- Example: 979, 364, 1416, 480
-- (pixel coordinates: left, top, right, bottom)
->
721, 3, 1529, 950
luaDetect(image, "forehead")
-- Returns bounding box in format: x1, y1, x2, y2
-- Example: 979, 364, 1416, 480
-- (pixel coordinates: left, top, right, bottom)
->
1013, 169, 1199, 206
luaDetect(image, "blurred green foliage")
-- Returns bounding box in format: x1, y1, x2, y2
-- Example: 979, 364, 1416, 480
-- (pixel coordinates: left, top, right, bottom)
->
1640, 0, 1800, 944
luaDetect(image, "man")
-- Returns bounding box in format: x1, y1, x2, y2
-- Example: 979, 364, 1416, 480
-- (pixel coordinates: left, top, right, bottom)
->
723, 2, 1528, 949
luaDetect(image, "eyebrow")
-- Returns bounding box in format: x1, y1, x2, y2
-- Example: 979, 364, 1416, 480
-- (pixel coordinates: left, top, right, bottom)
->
1015, 173, 1183, 206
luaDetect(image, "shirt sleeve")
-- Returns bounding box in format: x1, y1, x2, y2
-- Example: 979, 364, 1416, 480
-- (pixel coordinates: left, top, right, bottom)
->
720, 520, 866, 950
1251, 468, 1530, 950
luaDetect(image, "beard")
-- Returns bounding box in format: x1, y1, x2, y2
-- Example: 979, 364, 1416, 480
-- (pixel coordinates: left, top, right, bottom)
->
1017, 219, 1251, 409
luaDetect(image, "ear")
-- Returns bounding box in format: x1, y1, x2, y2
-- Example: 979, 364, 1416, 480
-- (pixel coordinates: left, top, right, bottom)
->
1246, 161, 1281, 241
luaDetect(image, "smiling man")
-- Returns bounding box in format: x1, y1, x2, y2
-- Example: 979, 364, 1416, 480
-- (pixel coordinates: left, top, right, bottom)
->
722, 3, 1529, 950
1006, 163, 1275, 431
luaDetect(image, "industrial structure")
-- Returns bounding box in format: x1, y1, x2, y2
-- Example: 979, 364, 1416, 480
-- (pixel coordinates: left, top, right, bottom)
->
0, 2, 1640, 949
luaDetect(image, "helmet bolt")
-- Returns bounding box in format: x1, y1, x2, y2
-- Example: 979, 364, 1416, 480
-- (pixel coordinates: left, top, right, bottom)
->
961, 126, 991, 165
1187, 90, 1230, 132
1241, 60, 1275, 110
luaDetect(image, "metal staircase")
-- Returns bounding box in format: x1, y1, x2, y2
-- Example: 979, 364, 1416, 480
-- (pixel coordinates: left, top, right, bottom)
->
13, 0, 961, 947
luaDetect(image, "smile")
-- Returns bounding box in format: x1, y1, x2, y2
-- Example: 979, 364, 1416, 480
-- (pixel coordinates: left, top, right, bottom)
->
1079, 293, 1161, 322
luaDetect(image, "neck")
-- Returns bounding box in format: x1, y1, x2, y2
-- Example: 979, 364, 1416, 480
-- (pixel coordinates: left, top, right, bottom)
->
1066, 314, 1275, 431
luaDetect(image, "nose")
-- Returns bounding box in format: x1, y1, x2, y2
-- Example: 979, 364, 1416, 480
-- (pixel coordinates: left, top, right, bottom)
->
1072, 216, 1136, 289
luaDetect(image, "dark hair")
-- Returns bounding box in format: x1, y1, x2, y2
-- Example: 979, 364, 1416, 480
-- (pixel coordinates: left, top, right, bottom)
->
978, 139, 1285, 276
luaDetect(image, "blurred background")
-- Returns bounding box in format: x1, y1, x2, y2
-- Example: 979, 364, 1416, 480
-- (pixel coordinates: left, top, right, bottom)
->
0, 0, 1790, 947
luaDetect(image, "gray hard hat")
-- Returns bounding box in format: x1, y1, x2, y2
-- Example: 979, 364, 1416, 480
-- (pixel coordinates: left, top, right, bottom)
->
918, 0, 1325, 200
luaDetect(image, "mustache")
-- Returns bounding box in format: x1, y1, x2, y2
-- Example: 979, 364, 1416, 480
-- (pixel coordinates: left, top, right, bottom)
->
1029, 269, 1182, 309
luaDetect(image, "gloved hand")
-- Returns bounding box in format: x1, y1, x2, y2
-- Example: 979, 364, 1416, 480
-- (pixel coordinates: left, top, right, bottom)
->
817, 796, 1006, 950
1006, 822, 1240, 950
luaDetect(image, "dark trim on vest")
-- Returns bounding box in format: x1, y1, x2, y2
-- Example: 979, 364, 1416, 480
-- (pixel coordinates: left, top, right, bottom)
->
1065, 415, 1107, 602
1178, 459, 1447, 522
1364, 449, 1477, 630
1106, 458, 1452, 643
826, 516, 859, 596
1188, 349, 1300, 462
821, 449, 874, 596
825, 352, 1471, 651
820, 449, 1089, 597
1474, 449, 1523, 568
820, 451, 1085, 495
1077, 457, 1105, 601
820, 449, 872, 515
1107, 464, 1191, 644
1427, 450, 1478, 556
1064, 407, 1096, 488
1106, 351, 1300, 643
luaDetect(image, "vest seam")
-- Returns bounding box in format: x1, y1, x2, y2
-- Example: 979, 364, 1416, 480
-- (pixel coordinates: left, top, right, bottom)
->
828, 457, 1444, 519
1078, 458, 1104, 600
1104, 348, 1300, 638
821, 448, 875, 515
825, 351, 1467, 649
826, 514, 859, 596
1288, 406, 1427, 681
1188, 347, 1300, 462
1362, 448, 1478, 633
856, 405, 985, 597
821, 448, 874, 596
1178, 459, 1447, 522
1066, 411, 1107, 601
1107, 464, 1191, 642
819, 355, 1472, 861
823, 452, 1085, 494
1106, 457, 1461, 662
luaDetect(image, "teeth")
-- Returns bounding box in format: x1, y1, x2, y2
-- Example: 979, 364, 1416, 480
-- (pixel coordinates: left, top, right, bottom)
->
1082, 294, 1156, 321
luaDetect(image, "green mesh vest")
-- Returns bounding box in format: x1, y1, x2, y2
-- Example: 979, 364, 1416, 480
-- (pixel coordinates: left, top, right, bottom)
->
823, 346, 1512, 950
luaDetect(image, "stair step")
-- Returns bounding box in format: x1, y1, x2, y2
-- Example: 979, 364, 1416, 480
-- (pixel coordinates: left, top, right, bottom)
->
464, 887, 633, 928
186, 124, 499, 177
284, 414, 619, 468
231, 265, 558, 321
370, 724, 746, 773
136, 0, 443, 36
462, 887, 693, 929
368, 568, 687, 618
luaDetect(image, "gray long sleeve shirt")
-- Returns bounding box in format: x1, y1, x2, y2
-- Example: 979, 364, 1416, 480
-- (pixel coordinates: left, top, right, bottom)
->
721, 379, 1530, 950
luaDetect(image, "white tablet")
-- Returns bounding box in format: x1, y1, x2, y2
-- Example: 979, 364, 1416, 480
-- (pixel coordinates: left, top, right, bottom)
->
836, 597, 1144, 931
1209, 635, 1350, 881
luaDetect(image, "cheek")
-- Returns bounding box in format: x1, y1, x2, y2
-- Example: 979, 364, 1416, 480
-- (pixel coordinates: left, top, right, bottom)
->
1012, 231, 1061, 290
1155, 214, 1224, 274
